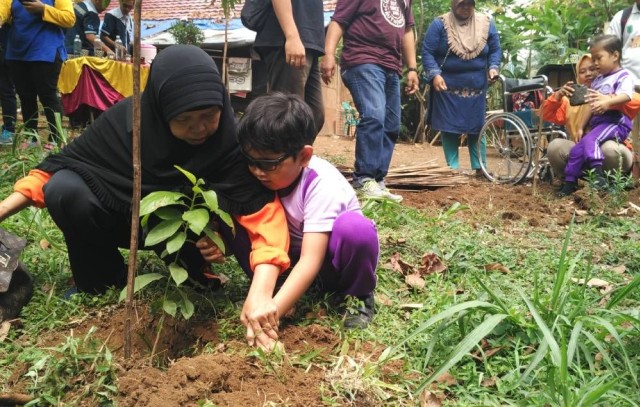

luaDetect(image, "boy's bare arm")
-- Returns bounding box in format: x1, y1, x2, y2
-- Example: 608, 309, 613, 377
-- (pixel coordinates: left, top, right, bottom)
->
241, 263, 280, 351
273, 232, 329, 317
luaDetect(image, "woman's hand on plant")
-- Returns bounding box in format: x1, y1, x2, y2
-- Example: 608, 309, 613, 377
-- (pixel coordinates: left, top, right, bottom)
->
241, 295, 280, 351
195, 235, 225, 264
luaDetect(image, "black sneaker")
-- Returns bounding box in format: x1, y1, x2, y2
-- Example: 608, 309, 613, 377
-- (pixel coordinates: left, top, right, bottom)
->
592, 167, 608, 191
343, 293, 375, 329
555, 181, 577, 198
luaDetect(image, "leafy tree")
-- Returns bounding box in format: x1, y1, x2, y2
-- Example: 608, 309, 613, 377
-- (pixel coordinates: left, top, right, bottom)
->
169, 20, 205, 46
493, 0, 629, 76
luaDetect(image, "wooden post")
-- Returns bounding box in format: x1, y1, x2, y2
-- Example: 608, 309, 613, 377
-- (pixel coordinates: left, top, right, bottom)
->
124, 0, 143, 360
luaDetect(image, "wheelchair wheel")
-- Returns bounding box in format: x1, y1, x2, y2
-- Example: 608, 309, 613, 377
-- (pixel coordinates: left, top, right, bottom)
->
527, 128, 568, 182
477, 112, 533, 184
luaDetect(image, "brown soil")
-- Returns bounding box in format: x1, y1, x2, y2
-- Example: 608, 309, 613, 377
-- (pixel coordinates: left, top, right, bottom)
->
4, 135, 639, 406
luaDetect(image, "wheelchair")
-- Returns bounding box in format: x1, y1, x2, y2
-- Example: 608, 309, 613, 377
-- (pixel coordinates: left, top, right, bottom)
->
477, 75, 567, 184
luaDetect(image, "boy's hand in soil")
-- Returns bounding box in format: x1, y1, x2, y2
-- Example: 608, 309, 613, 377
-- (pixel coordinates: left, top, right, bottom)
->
241, 264, 280, 351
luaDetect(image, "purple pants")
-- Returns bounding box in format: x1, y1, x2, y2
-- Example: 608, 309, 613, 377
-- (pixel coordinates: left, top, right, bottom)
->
223, 211, 378, 298
564, 114, 632, 182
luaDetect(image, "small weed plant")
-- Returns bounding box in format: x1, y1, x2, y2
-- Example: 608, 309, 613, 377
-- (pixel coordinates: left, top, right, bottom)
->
21, 327, 117, 406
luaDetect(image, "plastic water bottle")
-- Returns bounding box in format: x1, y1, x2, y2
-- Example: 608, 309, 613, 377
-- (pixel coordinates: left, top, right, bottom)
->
73, 34, 82, 57
115, 35, 124, 61
93, 38, 103, 57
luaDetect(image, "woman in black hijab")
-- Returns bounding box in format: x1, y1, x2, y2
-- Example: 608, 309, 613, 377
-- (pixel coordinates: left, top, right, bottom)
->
2, 45, 290, 297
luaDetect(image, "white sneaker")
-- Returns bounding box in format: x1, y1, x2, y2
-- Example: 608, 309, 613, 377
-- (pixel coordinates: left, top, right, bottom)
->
357, 179, 386, 200
357, 179, 403, 202
380, 187, 403, 203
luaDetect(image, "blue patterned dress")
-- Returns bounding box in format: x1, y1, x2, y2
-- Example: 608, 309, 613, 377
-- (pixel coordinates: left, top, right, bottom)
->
422, 17, 501, 134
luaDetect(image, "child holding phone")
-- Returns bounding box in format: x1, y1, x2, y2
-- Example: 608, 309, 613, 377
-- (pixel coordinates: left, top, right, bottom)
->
557, 34, 635, 197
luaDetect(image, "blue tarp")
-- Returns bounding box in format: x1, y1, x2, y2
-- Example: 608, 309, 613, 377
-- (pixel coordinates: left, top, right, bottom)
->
141, 11, 335, 42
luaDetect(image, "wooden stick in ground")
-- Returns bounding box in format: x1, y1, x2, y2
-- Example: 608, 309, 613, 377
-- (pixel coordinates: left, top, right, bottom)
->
124, 0, 143, 360
532, 107, 544, 195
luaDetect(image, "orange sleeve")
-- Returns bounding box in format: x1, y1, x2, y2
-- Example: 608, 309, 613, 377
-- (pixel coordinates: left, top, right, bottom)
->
236, 195, 290, 274
13, 170, 52, 208
541, 94, 568, 124
618, 93, 640, 118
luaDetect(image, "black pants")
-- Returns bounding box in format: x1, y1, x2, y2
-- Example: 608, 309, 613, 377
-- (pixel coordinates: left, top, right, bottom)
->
43, 170, 209, 294
8, 58, 63, 143
0, 58, 16, 132
259, 47, 325, 138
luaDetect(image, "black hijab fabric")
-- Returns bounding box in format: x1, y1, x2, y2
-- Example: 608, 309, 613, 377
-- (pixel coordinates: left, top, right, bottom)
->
38, 45, 272, 215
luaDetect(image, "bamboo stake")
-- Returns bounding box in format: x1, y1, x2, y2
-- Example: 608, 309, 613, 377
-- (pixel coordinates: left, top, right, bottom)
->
124, 0, 143, 360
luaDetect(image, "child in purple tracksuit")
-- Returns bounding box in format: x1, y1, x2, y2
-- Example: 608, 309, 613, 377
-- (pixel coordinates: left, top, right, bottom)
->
557, 34, 634, 197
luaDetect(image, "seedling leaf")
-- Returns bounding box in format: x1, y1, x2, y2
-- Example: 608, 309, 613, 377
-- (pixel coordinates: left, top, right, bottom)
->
169, 263, 189, 286
140, 191, 186, 216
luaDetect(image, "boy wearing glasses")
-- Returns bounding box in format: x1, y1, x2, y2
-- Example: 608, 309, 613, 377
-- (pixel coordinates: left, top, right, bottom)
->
232, 92, 379, 347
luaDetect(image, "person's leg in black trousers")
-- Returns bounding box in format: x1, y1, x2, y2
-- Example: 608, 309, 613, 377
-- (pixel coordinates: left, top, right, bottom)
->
44, 170, 130, 294
31, 58, 63, 144
0, 59, 17, 134
8, 60, 39, 137
261, 47, 325, 138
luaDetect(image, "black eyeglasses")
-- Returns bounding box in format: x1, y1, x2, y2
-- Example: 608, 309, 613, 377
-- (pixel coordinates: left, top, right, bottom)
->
240, 149, 290, 172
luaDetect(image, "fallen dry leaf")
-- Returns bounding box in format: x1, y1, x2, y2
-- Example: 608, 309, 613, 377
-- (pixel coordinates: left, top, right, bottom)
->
390, 252, 414, 274
481, 376, 498, 387
39, 239, 50, 250
0, 321, 10, 342
471, 346, 503, 361
586, 278, 613, 289
572, 277, 613, 293
420, 390, 443, 407
617, 208, 630, 216
601, 264, 627, 275
484, 263, 511, 274
376, 293, 393, 306
434, 372, 457, 386
418, 253, 447, 275
406, 273, 426, 290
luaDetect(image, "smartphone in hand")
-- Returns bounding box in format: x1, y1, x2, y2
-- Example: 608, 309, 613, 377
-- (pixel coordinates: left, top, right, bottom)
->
569, 84, 588, 106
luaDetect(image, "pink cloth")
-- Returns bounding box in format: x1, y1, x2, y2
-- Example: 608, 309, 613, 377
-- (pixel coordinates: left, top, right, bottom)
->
61, 65, 125, 116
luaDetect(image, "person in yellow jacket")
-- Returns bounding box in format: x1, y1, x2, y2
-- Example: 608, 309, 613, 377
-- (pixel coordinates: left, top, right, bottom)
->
0, 0, 75, 144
